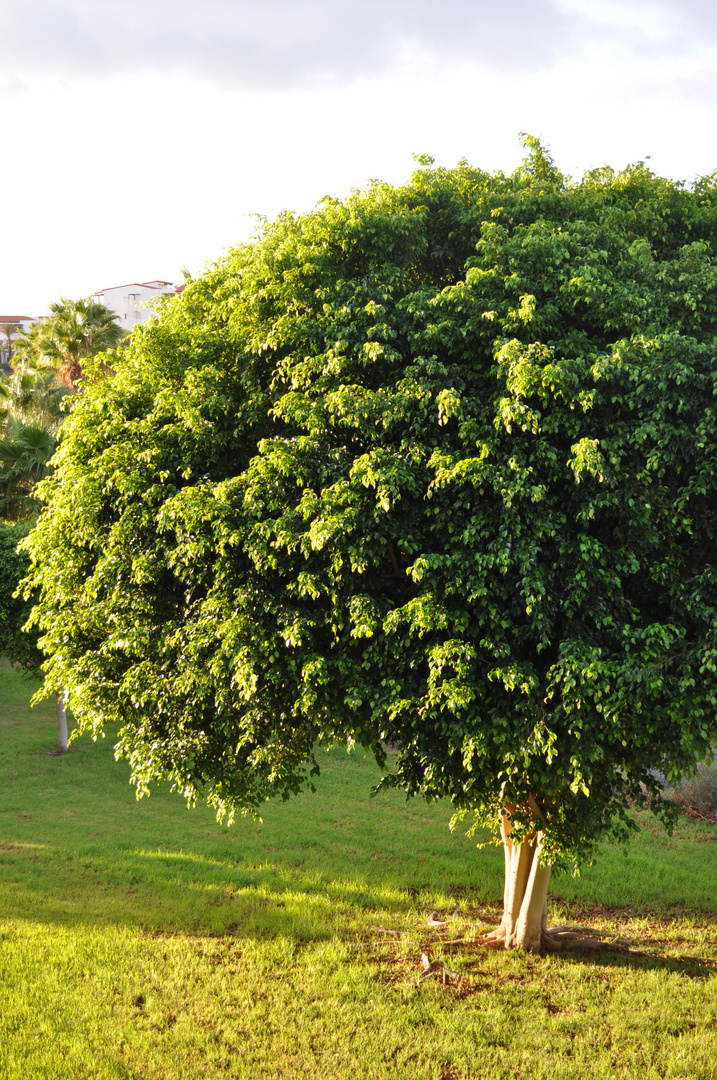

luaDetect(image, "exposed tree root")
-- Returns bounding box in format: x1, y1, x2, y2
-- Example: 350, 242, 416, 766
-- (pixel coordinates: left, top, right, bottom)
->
542, 927, 606, 952
479, 924, 605, 953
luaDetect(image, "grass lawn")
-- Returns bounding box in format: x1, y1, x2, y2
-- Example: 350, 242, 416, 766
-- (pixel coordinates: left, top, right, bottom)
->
1, 660, 716, 1079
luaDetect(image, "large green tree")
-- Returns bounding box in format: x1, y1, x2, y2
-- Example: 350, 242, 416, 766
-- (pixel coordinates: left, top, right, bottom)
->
21, 142, 717, 950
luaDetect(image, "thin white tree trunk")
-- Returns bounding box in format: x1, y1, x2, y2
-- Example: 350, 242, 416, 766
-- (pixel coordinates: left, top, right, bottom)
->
56, 690, 68, 754
485, 807, 517, 942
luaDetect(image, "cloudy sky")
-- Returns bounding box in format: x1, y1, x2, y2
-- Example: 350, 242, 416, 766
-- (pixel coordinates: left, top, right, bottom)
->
3, 0, 717, 315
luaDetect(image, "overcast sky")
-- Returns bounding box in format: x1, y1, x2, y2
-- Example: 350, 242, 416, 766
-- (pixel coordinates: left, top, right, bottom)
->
3, 0, 717, 314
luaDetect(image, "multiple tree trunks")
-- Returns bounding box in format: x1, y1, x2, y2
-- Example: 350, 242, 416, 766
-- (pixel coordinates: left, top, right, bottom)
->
483, 806, 602, 954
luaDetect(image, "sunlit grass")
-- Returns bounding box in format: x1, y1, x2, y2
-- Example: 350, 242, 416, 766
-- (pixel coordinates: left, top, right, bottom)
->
1, 660, 716, 1079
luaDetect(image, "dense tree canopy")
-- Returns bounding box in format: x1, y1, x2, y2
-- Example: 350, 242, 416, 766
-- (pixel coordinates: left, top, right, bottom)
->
22, 141, 717, 948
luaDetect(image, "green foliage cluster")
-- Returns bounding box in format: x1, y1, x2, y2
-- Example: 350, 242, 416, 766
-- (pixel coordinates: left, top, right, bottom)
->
0, 520, 40, 673
22, 140, 717, 870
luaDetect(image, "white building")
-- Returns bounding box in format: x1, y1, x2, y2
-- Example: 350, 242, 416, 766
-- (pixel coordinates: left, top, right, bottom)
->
93, 280, 181, 330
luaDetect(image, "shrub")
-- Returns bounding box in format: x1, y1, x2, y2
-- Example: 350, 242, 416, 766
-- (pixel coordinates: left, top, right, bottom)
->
667, 755, 717, 821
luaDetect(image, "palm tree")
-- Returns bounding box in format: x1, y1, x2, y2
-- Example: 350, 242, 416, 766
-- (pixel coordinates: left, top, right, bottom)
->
12, 297, 125, 387
0, 366, 69, 429
0, 321, 21, 370
0, 417, 57, 522
0, 366, 69, 521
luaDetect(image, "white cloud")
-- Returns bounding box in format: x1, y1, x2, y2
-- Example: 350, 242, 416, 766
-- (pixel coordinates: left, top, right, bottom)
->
0, 0, 621, 88
1, 1, 715, 102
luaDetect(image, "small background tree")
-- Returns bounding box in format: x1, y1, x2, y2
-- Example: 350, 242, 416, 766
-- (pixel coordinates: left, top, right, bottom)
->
0, 330, 75, 750
0, 367, 69, 521
12, 297, 124, 387
0, 321, 21, 372
0, 521, 41, 673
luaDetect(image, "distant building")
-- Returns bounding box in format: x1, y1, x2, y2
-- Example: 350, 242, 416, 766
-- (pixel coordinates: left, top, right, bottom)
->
92, 280, 180, 330
0, 316, 37, 365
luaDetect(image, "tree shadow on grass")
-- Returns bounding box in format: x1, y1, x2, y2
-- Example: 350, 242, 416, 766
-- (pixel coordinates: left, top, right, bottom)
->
552, 936, 716, 980
439, 900, 717, 981
1, 842, 715, 985
0, 841, 434, 941
553, 936, 717, 980
600, 948, 715, 979
548, 900, 717, 978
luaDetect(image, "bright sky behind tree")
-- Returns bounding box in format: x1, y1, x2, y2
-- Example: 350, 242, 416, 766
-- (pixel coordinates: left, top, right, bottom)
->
2, 0, 716, 314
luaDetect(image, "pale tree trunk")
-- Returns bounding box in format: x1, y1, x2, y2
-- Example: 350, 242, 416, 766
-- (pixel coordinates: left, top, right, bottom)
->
485, 807, 551, 952
56, 690, 68, 754
483, 806, 600, 954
